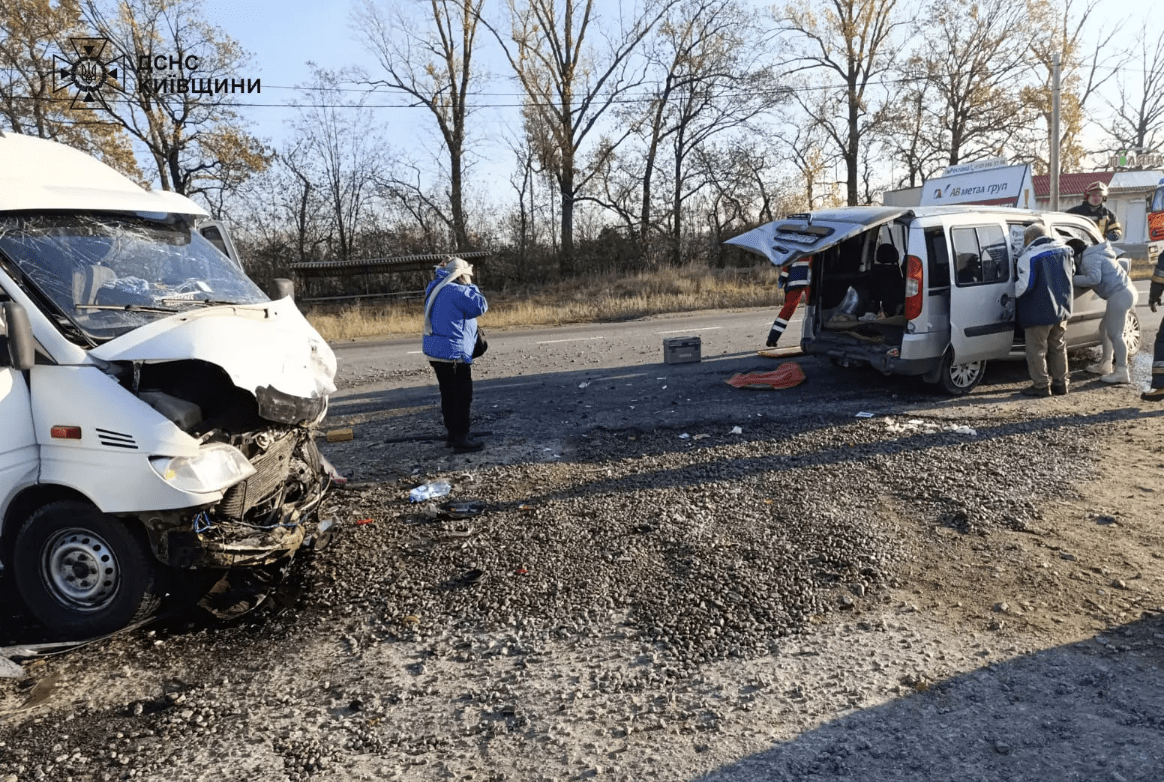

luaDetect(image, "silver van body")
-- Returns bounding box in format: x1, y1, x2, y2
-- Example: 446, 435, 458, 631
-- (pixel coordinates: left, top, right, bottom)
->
728, 206, 1140, 394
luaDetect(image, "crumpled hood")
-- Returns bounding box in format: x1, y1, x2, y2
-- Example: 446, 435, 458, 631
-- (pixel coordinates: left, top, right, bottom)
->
89, 300, 337, 404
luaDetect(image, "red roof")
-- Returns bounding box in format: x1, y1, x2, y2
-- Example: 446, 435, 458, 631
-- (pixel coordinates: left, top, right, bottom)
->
1032, 171, 1113, 199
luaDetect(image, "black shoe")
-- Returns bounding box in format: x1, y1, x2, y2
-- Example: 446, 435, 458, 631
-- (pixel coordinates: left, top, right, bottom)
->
450, 434, 484, 453
1020, 384, 1051, 397
765, 329, 782, 348
445, 431, 473, 448
1141, 388, 1164, 402
1051, 382, 1068, 396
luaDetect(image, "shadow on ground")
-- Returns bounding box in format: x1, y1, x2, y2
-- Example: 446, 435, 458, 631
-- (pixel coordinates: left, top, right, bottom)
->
697, 613, 1164, 781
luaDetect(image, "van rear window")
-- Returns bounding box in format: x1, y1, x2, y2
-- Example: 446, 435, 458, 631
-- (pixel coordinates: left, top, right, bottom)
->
924, 229, 951, 289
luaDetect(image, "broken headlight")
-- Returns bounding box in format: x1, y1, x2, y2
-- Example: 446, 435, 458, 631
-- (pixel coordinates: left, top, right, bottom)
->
149, 443, 256, 493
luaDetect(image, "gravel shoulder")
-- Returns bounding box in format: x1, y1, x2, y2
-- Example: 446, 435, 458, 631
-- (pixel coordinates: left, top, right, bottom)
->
2, 312, 1163, 781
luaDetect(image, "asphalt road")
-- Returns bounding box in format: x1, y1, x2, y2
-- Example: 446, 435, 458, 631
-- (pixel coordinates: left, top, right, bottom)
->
322, 281, 1163, 478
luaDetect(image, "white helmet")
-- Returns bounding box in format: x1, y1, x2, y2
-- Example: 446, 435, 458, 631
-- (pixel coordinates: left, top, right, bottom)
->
1085, 181, 1108, 200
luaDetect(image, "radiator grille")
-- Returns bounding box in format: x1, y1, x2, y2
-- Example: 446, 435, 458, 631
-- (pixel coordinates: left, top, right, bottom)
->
219, 434, 297, 519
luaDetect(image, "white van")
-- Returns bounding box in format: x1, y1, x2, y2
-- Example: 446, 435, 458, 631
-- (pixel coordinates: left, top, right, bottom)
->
0, 133, 337, 638
728, 206, 1140, 394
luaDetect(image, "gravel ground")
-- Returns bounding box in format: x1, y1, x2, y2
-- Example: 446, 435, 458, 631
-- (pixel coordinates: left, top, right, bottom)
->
2, 314, 1163, 781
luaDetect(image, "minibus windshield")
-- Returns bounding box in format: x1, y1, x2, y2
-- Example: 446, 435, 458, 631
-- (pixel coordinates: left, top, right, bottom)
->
0, 212, 268, 342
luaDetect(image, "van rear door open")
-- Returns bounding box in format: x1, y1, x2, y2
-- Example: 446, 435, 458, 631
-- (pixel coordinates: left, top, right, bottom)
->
946, 222, 1016, 364
726, 207, 913, 267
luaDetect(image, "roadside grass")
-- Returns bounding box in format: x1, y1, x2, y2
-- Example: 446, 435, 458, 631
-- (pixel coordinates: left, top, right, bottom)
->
308, 264, 785, 342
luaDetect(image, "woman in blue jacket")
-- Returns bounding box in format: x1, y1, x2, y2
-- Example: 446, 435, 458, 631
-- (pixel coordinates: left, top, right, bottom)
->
423, 257, 489, 452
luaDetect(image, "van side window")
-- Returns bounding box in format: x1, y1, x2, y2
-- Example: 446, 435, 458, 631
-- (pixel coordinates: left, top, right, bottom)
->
950, 225, 1009, 286
924, 228, 950, 288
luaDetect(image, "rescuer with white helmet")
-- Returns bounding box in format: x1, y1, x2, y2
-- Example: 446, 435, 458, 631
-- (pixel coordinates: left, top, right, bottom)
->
1066, 180, 1123, 241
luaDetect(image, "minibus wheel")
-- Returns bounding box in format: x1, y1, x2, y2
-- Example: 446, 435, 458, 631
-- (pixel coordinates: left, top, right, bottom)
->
12, 501, 163, 639
938, 352, 985, 396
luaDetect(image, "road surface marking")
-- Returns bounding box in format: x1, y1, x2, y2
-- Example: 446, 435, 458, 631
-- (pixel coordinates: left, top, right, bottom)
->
536, 337, 606, 344
656, 327, 723, 334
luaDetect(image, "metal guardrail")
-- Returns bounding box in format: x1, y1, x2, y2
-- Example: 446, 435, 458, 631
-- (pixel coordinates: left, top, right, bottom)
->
289, 250, 492, 274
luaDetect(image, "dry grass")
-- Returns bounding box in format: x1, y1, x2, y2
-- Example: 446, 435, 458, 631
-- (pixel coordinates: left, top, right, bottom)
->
308, 265, 785, 342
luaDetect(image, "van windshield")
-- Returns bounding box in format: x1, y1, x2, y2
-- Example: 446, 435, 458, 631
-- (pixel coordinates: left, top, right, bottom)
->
0, 212, 268, 342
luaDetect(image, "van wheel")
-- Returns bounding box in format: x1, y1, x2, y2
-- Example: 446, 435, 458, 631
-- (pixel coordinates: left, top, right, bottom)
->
12, 501, 162, 639
1124, 310, 1142, 356
938, 352, 985, 396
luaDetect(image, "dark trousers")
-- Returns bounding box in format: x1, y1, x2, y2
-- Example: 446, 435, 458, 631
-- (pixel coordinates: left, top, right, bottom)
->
1153, 323, 1164, 389
430, 361, 473, 437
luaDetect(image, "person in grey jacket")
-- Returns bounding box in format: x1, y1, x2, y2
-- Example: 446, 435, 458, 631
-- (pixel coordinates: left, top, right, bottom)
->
1072, 241, 1137, 384
1015, 223, 1074, 396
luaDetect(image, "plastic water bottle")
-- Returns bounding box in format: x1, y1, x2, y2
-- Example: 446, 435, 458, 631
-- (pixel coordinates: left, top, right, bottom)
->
409, 479, 451, 503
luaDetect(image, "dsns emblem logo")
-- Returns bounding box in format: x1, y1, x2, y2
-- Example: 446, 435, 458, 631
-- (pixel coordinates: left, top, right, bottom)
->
53, 37, 123, 110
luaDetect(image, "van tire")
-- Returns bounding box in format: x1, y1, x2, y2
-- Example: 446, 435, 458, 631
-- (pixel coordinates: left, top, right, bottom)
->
937, 352, 985, 396
1124, 310, 1142, 356
12, 501, 162, 639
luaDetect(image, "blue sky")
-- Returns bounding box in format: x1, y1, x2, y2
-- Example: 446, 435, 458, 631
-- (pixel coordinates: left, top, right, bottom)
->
194, 0, 1161, 190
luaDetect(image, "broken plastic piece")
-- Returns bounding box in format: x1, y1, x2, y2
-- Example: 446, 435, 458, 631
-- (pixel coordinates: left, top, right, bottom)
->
441, 499, 487, 519
855, 411, 874, 418
0, 656, 24, 679
355, 517, 375, 526
409, 479, 452, 502
730, 426, 743, 434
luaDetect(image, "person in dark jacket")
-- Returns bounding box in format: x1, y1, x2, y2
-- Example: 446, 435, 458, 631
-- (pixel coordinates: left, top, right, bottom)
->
1141, 253, 1164, 401
1015, 222, 1074, 397
423, 257, 489, 452
1065, 181, 1123, 241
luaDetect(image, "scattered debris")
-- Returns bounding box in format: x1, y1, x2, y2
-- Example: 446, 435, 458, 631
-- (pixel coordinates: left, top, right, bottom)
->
440, 499, 487, 519
726, 363, 806, 390
855, 411, 875, 418
326, 427, 354, 443
355, 517, 376, 526
729, 426, 743, 434
409, 480, 452, 502
0, 656, 23, 679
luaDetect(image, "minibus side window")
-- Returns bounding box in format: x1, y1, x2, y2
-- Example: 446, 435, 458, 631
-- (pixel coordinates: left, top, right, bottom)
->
924, 228, 950, 289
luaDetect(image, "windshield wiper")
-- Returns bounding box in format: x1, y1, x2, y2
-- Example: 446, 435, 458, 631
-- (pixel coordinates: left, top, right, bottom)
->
75, 303, 181, 313
159, 297, 242, 307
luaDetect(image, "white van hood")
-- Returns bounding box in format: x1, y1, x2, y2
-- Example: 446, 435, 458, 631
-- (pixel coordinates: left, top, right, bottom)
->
89, 299, 336, 405
726, 207, 913, 266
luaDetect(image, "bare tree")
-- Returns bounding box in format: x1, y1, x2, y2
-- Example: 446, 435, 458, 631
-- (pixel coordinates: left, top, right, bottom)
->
776, 0, 904, 205
288, 66, 388, 261
633, 0, 783, 265
0, 0, 139, 177
355, 0, 484, 251
1018, 0, 1129, 172
776, 105, 842, 208
79, 0, 270, 199
484, 0, 675, 274
915, 0, 1035, 166
1103, 35, 1164, 158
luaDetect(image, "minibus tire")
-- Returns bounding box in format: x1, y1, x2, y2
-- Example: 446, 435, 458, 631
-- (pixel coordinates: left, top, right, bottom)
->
938, 352, 985, 396
12, 501, 162, 639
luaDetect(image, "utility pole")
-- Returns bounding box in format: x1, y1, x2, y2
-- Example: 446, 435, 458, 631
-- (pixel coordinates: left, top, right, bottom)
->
1050, 53, 1061, 211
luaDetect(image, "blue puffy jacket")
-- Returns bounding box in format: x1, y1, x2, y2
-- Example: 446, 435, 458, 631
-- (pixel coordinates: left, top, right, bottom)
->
1015, 236, 1073, 328
422, 268, 489, 363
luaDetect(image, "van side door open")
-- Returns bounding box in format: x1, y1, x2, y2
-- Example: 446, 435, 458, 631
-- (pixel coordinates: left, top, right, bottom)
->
946, 223, 1016, 364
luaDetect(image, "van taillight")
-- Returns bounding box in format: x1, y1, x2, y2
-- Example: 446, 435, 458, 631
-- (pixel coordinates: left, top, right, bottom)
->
904, 255, 924, 321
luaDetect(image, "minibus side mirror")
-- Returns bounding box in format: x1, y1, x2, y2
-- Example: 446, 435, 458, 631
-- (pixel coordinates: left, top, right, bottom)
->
271, 278, 295, 301
3, 301, 35, 371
